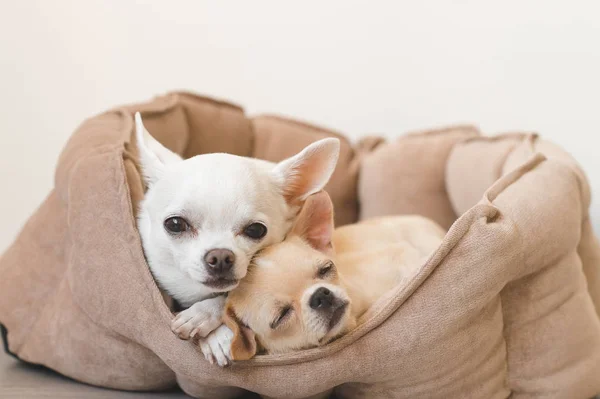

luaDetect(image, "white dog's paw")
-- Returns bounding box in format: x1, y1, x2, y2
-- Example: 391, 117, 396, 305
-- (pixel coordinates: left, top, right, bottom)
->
199, 324, 234, 367
171, 296, 225, 340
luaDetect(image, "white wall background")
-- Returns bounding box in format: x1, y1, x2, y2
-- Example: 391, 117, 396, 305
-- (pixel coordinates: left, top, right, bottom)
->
1, 0, 599, 252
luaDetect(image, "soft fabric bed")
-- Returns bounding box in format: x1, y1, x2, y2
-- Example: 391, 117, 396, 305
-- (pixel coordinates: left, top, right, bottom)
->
1, 92, 599, 399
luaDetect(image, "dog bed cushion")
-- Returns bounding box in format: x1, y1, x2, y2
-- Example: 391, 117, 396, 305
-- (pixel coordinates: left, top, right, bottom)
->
1, 92, 599, 399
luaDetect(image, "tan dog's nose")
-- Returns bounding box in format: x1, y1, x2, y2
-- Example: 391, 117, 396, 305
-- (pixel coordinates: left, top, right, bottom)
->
204, 248, 235, 276
309, 287, 334, 309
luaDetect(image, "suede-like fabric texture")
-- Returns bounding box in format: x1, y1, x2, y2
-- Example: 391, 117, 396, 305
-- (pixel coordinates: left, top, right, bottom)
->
1, 91, 599, 399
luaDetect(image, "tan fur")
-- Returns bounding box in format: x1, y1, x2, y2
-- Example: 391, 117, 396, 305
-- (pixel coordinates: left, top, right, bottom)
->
225, 191, 446, 359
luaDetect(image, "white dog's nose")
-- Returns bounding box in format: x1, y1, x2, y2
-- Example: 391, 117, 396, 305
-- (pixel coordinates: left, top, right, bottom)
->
204, 248, 235, 276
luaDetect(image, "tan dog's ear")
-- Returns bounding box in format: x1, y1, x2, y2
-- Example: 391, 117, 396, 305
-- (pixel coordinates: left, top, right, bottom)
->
291, 190, 334, 254
222, 305, 258, 361
272, 138, 340, 205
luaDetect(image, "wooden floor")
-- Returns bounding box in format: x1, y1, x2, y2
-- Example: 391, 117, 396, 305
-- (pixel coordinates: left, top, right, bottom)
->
0, 352, 188, 398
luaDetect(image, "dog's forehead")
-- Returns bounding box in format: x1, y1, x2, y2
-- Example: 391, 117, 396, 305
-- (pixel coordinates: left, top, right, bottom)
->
160, 154, 282, 218
247, 239, 329, 293
257, 238, 328, 271
180, 154, 273, 189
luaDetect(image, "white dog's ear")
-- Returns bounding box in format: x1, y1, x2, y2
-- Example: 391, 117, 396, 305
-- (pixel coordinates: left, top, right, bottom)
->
134, 112, 182, 185
291, 190, 335, 255
272, 138, 340, 205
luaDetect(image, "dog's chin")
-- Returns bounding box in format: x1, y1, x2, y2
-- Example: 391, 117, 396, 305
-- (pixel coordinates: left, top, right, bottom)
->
319, 302, 351, 345
202, 277, 240, 291
329, 302, 349, 330
187, 270, 240, 292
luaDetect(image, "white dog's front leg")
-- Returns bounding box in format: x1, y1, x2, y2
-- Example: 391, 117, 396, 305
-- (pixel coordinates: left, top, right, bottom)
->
199, 324, 234, 367
171, 295, 225, 340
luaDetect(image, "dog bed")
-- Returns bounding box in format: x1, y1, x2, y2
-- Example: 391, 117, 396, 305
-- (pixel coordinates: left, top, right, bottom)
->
1, 91, 599, 399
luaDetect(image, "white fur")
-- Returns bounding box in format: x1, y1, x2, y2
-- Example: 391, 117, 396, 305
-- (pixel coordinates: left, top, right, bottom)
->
171, 295, 225, 340
134, 113, 340, 337
199, 324, 234, 367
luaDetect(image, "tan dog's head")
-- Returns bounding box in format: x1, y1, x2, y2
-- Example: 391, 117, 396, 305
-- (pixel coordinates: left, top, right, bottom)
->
223, 191, 354, 359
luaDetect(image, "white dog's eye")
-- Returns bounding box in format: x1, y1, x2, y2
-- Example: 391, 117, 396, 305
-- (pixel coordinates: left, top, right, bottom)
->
243, 222, 268, 240
164, 216, 190, 234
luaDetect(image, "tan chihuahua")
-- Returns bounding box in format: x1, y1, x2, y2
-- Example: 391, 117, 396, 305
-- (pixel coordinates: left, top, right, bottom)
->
199, 191, 445, 364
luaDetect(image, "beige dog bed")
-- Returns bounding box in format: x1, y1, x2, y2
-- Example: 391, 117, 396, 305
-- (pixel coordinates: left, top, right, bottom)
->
1, 92, 599, 399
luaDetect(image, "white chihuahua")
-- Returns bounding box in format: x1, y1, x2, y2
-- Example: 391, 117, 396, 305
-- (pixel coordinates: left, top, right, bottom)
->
134, 113, 340, 341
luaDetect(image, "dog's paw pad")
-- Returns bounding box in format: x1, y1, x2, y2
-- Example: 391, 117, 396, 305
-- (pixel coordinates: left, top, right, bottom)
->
177, 331, 191, 340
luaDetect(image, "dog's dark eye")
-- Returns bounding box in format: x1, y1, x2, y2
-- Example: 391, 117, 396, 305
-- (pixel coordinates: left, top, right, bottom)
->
318, 262, 334, 278
243, 222, 267, 240
270, 306, 292, 329
164, 217, 189, 234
